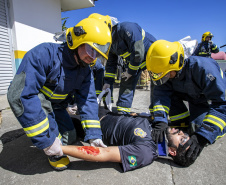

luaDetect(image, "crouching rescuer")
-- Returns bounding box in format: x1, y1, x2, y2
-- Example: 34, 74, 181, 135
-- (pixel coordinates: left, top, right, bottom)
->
7, 17, 112, 171
146, 38, 226, 166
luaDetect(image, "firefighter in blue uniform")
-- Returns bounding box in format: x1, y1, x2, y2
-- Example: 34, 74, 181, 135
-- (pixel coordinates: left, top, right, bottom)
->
146, 39, 226, 165
89, 13, 157, 114
7, 18, 112, 171
192, 31, 219, 57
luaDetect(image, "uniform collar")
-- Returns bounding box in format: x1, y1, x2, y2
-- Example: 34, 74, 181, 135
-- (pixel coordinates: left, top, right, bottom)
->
175, 59, 188, 80
61, 43, 79, 69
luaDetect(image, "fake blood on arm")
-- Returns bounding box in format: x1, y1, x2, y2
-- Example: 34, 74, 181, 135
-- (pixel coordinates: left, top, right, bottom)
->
77, 146, 100, 156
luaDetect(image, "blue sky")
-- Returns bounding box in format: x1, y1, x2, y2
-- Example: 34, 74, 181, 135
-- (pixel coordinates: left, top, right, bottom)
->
62, 0, 226, 52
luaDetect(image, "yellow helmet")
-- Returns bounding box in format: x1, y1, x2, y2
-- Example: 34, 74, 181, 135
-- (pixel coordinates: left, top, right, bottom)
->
146, 40, 184, 85
88, 13, 112, 32
66, 18, 112, 59
202, 31, 213, 42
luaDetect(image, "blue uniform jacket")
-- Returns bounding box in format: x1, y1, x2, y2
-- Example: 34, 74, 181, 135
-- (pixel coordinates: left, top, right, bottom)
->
152, 56, 226, 143
104, 22, 157, 85
192, 41, 219, 57
9, 43, 102, 149
91, 60, 105, 97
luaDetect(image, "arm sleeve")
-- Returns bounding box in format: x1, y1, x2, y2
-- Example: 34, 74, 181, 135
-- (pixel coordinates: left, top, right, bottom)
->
119, 24, 145, 76
92, 61, 105, 96
152, 82, 173, 124
211, 43, 219, 53
119, 143, 157, 172
7, 43, 57, 149
104, 51, 118, 86
75, 69, 103, 142
192, 60, 226, 143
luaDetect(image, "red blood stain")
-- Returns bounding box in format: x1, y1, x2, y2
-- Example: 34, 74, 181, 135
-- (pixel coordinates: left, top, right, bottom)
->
77, 146, 100, 156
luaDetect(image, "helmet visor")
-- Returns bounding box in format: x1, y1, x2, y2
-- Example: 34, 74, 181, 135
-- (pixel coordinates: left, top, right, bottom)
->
85, 44, 101, 60
93, 42, 111, 55
150, 71, 170, 86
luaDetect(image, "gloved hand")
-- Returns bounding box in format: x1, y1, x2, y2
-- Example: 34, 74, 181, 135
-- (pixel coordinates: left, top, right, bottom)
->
151, 122, 168, 143
184, 134, 208, 161
43, 137, 63, 156
67, 103, 78, 115
102, 83, 110, 90
121, 69, 132, 81
89, 139, 107, 148
209, 40, 213, 44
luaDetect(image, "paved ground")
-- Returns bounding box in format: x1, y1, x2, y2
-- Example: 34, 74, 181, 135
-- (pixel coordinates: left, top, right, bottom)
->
0, 87, 226, 185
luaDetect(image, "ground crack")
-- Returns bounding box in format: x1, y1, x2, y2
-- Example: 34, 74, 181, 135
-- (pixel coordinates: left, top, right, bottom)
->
170, 163, 176, 185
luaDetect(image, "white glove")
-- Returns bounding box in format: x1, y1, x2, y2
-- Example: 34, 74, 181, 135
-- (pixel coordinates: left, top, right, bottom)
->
121, 69, 132, 81
97, 88, 112, 111
67, 103, 78, 115
105, 88, 112, 111
43, 137, 63, 156
102, 83, 110, 90
89, 139, 107, 148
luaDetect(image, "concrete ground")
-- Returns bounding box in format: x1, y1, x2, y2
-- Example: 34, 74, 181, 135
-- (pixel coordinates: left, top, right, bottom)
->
0, 87, 226, 185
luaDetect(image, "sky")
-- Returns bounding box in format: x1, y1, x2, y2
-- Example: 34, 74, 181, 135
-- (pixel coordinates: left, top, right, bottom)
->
62, 0, 226, 52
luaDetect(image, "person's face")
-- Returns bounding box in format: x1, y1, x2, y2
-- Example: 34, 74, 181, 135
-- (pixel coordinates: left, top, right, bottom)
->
205, 36, 212, 42
77, 44, 98, 64
169, 71, 177, 79
166, 127, 190, 156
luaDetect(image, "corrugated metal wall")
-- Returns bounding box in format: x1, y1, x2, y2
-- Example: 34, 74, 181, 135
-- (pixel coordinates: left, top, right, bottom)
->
0, 0, 14, 95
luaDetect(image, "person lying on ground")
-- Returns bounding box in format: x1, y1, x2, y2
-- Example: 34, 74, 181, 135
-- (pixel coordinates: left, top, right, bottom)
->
59, 113, 193, 172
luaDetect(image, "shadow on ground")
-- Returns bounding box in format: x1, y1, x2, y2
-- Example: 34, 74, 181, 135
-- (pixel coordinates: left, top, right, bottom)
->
0, 128, 123, 175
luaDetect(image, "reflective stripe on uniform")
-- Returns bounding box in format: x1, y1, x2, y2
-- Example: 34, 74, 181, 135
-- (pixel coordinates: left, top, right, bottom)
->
117, 106, 131, 113
96, 90, 102, 95
153, 105, 169, 114
142, 29, 145, 41
170, 111, 190, 121
216, 133, 226, 140
24, 117, 49, 137
212, 45, 218, 50
129, 63, 140, 70
120, 52, 131, 59
203, 115, 226, 131
81, 120, 101, 129
105, 72, 115, 78
139, 61, 146, 69
120, 29, 145, 60
40, 86, 68, 100
149, 108, 153, 113
220, 69, 224, 78
58, 133, 62, 140
198, 52, 208, 55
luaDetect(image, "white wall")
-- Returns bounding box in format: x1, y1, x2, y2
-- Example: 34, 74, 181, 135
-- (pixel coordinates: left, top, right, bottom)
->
11, 0, 62, 51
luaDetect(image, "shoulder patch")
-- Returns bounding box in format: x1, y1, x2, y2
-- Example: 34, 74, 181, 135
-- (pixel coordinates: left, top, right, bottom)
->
128, 155, 137, 167
134, 128, 147, 138
207, 73, 215, 81
126, 31, 131, 37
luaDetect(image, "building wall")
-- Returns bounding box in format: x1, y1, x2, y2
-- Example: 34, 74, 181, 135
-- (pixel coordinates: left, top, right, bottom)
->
0, 0, 14, 94
9, 0, 62, 70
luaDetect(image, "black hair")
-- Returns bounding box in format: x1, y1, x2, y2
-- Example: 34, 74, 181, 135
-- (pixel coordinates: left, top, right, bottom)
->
166, 127, 196, 167
169, 150, 196, 167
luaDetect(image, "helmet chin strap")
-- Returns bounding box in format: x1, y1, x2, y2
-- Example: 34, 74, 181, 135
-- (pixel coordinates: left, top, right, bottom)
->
74, 49, 89, 68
